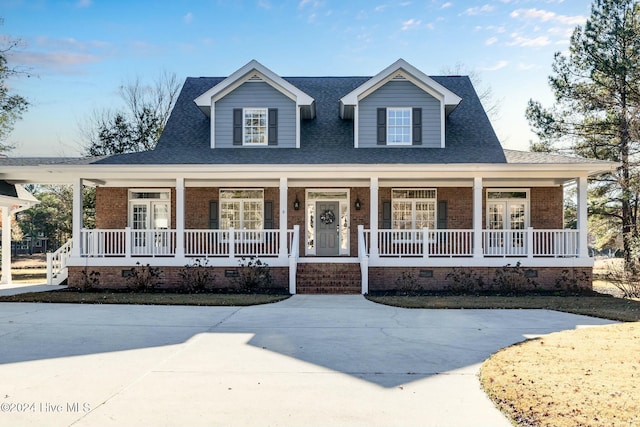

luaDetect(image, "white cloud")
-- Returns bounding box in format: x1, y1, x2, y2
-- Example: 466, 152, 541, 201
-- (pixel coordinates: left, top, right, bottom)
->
401, 18, 421, 30
76, 0, 92, 8
258, 0, 271, 9
510, 8, 585, 25
462, 4, 494, 16
356, 10, 368, 20
183, 12, 193, 24
517, 62, 538, 70
441, 2, 452, 9
508, 33, 551, 47
299, 0, 324, 9
479, 60, 508, 71
374, 5, 387, 12
485, 36, 498, 46
10, 50, 99, 74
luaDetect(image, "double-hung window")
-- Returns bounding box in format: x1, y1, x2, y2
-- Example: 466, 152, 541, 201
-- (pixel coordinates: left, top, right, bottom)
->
387, 108, 412, 145
219, 189, 264, 231
243, 108, 268, 146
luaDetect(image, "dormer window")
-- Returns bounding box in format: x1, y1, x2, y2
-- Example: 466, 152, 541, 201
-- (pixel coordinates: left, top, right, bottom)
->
233, 108, 278, 146
386, 108, 412, 145
377, 107, 422, 146
243, 108, 268, 145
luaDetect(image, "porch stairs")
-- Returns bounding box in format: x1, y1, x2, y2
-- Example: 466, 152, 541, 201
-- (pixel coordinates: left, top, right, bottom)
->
296, 263, 361, 294
46, 239, 72, 286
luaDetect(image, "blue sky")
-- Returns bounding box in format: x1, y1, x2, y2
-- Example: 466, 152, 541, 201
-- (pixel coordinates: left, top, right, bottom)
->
2, 0, 590, 157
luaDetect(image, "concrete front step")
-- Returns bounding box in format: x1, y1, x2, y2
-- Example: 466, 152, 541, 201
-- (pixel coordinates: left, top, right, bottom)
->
296, 262, 362, 294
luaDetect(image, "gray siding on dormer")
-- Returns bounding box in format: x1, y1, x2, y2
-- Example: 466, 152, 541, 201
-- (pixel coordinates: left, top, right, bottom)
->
215, 81, 296, 148
359, 80, 441, 148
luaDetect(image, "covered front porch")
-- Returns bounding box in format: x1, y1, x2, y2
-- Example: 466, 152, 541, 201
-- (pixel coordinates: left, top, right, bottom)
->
50, 169, 594, 293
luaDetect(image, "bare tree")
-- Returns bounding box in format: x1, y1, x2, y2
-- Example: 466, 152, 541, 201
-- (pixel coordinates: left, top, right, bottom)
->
80, 71, 180, 156
0, 18, 30, 152
441, 62, 501, 123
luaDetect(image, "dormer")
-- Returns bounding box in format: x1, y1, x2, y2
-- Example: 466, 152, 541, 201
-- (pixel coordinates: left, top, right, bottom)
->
339, 59, 461, 148
194, 60, 315, 149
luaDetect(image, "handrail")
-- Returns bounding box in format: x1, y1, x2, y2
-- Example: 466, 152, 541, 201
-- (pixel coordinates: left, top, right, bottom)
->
288, 225, 300, 294
46, 239, 73, 285
357, 225, 369, 294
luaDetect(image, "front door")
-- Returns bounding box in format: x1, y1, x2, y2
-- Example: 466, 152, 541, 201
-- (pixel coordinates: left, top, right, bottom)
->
130, 201, 170, 255
487, 201, 526, 255
316, 201, 339, 256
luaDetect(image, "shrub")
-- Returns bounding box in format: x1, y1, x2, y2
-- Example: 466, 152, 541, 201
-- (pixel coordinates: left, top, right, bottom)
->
126, 262, 163, 291
178, 258, 215, 293
554, 269, 590, 293
492, 262, 537, 294
446, 267, 485, 294
394, 270, 421, 295
79, 268, 100, 290
605, 262, 640, 298
232, 256, 273, 291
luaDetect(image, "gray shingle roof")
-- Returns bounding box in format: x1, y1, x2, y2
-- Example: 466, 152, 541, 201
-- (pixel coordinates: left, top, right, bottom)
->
503, 149, 614, 165
0, 157, 102, 166
94, 75, 508, 165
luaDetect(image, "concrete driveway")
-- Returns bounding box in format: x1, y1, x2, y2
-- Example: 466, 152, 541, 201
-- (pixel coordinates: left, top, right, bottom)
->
0, 295, 615, 426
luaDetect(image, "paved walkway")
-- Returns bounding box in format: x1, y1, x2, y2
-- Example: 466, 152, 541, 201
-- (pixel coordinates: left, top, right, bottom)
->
0, 282, 65, 296
0, 296, 615, 426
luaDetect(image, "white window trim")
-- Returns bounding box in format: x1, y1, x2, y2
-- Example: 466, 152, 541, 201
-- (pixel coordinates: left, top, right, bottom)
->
485, 188, 530, 230
219, 189, 265, 237
128, 189, 171, 229
304, 189, 350, 256
387, 107, 412, 146
242, 108, 268, 146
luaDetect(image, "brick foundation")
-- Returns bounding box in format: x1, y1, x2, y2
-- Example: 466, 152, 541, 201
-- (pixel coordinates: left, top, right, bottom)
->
68, 265, 288, 291
368, 266, 592, 293
70, 263, 591, 293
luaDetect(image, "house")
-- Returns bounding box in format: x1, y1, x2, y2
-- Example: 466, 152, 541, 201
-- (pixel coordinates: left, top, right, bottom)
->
0, 59, 616, 292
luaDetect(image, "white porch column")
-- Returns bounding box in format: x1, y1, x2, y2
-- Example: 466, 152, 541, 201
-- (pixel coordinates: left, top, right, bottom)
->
279, 177, 288, 258
577, 176, 589, 258
369, 177, 379, 259
473, 177, 483, 258
175, 177, 185, 257
1, 206, 11, 284
71, 177, 83, 257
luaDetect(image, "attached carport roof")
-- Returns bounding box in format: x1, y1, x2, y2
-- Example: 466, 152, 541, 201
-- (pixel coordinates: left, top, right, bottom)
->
0, 180, 39, 210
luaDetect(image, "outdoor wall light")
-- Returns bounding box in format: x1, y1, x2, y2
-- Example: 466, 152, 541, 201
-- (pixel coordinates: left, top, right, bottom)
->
293, 195, 300, 210
355, 197, 362, 210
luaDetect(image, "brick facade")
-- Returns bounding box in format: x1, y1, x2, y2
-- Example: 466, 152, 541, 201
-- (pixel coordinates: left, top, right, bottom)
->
96, 184, 562, 236
68, 265, 289, 291
68, 264, 591, 292
368, 266, 592, 292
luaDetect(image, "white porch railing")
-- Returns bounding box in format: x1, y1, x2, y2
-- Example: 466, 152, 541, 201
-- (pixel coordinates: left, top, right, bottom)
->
80, 228, 292, 258
363, 227, 581, 258
288, 225, 300, 294
46, 239, 73, 285
376, 228, 474, 257
78, 227, 581, 260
